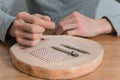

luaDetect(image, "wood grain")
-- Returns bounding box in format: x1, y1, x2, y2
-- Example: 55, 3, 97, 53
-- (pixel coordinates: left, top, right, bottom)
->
0, 35, 120, 80
9, 35, 104, 79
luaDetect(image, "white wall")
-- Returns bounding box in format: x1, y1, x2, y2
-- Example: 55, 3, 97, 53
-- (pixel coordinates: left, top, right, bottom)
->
10, 0, 28, 16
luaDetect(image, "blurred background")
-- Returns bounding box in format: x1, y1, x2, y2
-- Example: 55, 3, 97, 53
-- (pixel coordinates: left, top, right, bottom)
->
10, 0, 120, 18
10, 0, 28, 16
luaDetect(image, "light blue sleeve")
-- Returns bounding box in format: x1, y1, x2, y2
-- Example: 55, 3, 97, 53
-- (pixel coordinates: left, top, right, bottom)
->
96, 0, 120, 36
0, 0, 16, 42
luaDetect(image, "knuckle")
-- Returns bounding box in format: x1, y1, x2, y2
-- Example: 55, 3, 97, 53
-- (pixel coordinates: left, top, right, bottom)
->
44, 16, 50, 19
33, 17, 39, 24
34, 13, 40, 16
43, 22, 49, 27
71, 11, 80, 17
40, 28, 45, 32
13, 20, 20, 27
42, 28, 45, 32
29, 25, 45, 33
14, 29, 19, 35
31, 34, 38, 40
44, 16, 49, 18
29, 26, 36, 33
14, 30, 19, 36
73, 17, 80, 22
17, 12, 26, 18
30, 41, 37, 46
16, 37, 22, 43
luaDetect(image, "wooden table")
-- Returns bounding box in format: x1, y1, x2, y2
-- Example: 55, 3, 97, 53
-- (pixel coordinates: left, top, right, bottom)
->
0, 35, 120, 80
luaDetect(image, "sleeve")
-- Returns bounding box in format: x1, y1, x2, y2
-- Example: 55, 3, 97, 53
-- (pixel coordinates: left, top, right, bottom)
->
0, 0, 16, 42
95, 0, 120, 36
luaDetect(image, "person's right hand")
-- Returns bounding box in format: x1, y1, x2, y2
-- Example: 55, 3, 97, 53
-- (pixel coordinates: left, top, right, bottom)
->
9, 12, 55, 46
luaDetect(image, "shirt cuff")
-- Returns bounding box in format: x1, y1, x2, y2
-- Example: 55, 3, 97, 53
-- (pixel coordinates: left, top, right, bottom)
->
104, 15, 120, 36
0, 13, 15, 42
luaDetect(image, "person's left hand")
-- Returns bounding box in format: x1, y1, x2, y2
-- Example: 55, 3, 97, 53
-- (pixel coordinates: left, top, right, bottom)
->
54, 11, 114, 37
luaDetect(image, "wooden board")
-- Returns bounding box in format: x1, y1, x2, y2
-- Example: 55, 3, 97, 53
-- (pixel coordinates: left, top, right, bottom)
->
9, 35, 104, 79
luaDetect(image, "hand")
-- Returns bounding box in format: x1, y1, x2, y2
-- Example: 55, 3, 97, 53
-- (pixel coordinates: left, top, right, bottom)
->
55, 11, 114, 37
9, 12, 55, 46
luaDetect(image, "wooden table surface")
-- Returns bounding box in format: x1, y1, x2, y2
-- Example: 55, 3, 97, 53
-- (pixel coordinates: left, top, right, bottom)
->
0, 35, 120, 80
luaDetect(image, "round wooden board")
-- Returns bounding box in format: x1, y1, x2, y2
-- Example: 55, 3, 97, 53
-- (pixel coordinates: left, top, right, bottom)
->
9, 35, 104, 79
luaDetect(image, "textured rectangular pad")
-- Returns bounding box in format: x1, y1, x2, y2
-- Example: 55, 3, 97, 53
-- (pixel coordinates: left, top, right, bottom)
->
31, 48, 65, 63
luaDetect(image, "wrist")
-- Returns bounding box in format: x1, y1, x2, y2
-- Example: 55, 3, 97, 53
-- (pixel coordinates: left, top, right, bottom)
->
96, 18, 115, 34
8, 21, 15, 38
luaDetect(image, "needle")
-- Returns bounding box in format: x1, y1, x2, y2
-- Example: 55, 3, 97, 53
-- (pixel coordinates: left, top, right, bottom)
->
51, 46, 79, 57
61, 44, 90, 54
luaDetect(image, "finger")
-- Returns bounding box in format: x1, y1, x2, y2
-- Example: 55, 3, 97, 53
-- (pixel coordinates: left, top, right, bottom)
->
23, 33, 42, 40
34, 14, 51, 21
53, 17, 74, 35
15, 30, 42, 40
17, 12, 55, 29
65, 29, 79, 36
17, 12, 33, 23
20, 22, 45, 33
55, 23, 76, 35
62, 11, 80, 22
32, 16, 55, 29
16, 37, 40, 46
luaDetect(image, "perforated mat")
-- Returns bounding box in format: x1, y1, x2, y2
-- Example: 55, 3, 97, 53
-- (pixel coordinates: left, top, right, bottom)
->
30, 48, 65, 63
